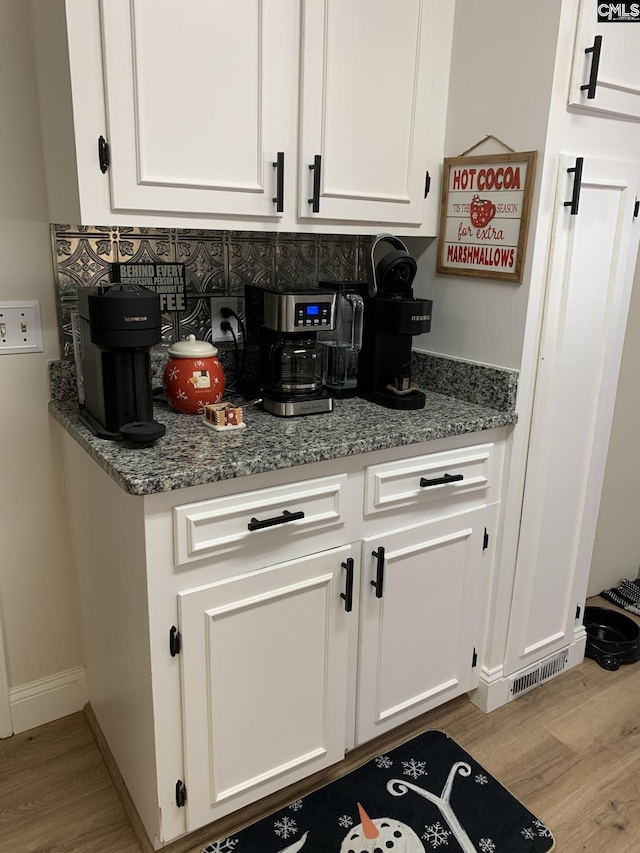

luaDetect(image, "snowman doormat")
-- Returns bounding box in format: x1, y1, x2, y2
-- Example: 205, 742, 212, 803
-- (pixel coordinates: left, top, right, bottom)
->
203, 730, 554, 853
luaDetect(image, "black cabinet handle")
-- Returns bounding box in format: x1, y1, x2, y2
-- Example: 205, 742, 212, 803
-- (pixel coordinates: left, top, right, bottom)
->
308, 154, 321, 213
247, 509, 304, 531
564, 157, 584, 216
371, 547, 385, 599
98, 135, 110, 173
581, 35, 602, 100
420, 473, 464, 488
272, 152, 284, 213
340, 558, 354, 612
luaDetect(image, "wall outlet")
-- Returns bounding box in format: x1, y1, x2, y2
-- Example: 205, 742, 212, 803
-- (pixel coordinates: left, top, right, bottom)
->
211, 297, 240, 343
0, 301, 43, 354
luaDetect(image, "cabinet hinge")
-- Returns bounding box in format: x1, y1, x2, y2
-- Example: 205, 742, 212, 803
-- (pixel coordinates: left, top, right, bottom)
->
98, 135, 110, 174
424, 171, 431, 199
634, 199, 639, 219
576, 604, 581, 620
472, 647, 478, 668
483, 528, 489, 551
175, 780, 187, 808
169, 626, 181, 657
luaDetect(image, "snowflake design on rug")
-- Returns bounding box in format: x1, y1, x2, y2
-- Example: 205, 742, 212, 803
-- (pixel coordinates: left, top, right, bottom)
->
402, 758, 427, 779
533, 819, 552, 837
479, 839, 496, 853
521, 826, 536, 840
422, 821, 452, 847
274, 816, 298, 840
203, 838, 238, 853
168, 366, 179, 380
338, 814, 353, 828
474, 774, 489, 785
288, 799, 303, 812
374, 754, 393, 769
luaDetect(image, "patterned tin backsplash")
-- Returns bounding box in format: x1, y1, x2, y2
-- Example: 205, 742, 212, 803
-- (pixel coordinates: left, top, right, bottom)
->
52, 225, 371, 358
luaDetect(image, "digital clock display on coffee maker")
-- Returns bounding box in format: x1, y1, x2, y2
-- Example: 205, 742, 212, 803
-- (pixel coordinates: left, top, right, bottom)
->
294, 301, 331, 326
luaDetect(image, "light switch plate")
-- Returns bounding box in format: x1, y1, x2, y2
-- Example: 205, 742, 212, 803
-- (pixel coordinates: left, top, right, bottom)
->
0, 301, 43, 354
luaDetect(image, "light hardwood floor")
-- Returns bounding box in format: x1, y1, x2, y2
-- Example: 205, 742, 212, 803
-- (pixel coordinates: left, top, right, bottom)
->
2, 599, 639, 853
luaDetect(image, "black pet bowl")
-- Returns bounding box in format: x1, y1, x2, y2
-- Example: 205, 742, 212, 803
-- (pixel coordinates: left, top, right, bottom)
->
584, 606, 640, 671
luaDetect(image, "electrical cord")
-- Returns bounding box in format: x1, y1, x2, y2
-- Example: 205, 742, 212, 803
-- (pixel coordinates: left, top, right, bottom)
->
222, 320, 240, 389
220, 306, 247, 390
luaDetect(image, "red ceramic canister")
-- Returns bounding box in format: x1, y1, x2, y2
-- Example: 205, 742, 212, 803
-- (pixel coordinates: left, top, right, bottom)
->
163, 335, 225, 414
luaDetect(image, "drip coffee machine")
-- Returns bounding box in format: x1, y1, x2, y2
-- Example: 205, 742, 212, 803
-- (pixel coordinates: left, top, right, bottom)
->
358, 234, 432, 410
244, 285, 336, 417
77, 286, 166, 442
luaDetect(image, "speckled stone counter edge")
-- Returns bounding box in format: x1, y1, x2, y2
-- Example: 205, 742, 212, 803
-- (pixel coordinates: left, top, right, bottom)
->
47, 352, 518, 497
50, 351, 518, 411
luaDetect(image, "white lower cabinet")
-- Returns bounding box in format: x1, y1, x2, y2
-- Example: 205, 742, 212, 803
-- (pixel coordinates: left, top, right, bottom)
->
62, 431, 506, 847
357, 505, 493, 744
178, 545, 352, 831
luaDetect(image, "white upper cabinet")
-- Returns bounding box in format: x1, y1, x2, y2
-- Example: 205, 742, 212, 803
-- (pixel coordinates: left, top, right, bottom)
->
569, 0, 640, 120
299, 0, 450, 228
31, 0, 453, 232
100, 0, 295, 218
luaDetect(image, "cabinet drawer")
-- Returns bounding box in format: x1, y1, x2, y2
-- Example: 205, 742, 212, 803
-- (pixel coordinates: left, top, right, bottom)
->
174, 474, 347, 566
364, 444, 495, 516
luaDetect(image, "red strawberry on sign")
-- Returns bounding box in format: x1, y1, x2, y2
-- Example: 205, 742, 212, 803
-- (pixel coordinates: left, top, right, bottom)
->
470, 195, 496, 228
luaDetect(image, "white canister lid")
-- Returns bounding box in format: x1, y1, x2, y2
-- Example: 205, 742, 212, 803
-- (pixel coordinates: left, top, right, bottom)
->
167, 334, 218, 358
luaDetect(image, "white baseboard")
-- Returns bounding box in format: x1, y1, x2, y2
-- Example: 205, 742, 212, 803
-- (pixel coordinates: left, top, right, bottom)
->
468, 632, 587, 714
9, 666, 88, 734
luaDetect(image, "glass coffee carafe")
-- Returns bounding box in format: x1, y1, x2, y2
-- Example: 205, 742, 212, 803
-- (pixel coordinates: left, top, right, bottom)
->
319, 290, 364, 397
268, 334, 323, 396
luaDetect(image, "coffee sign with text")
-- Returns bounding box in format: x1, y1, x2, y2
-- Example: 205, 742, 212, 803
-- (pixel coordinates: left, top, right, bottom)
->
436, 151, 537, 283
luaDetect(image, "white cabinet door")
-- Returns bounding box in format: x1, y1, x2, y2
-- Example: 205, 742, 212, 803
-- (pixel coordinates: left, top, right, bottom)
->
569, 0, 640, 120
100, 0, 296, 217
178, 545, 352, 830
299, 0, 449, 227
505, 156, 640, 676
356, 506, 491, 745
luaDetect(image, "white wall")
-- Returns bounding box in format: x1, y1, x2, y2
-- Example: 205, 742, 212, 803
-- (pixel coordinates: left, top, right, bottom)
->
0, 0, 84, 690
589, 246, 640, 595
408, 0, 562, 369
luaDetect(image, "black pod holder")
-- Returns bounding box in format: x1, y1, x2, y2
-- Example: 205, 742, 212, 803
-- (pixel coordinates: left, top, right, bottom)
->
358, 234, 432, 410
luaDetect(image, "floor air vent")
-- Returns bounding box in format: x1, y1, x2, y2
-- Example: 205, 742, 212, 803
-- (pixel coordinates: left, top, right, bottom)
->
508, 648, 570, 701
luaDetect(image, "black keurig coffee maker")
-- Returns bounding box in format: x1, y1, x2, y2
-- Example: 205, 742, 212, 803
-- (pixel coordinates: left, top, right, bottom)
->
358, 234, 432, 410
77, 286, 166, 442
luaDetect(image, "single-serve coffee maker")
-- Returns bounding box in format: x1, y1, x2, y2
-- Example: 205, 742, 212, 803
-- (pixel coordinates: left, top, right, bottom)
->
318, 282, 365, 398
77, 286, 166, 442
244, 285, 336, 416
358, 234, 432, 410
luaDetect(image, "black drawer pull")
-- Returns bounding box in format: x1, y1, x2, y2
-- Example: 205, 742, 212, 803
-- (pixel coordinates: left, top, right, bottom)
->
420, 473, 464, 488
564, 157, 584, 216
371, 547, 385, 599
581, 35, 602, 100
340, 558, 354, 612
308, 154, 322, 213
247, 510, 304, 531
272, 151, 284, 212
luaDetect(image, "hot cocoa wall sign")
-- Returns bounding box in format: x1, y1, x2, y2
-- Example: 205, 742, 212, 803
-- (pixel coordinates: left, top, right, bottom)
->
436, 151, 537, 283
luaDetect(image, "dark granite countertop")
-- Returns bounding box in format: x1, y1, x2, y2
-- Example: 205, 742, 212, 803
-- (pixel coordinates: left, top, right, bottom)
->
49, 351, 518, 496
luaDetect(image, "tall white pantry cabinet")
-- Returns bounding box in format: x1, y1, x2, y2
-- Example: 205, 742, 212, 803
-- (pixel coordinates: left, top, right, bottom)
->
477, 0, 640, 711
